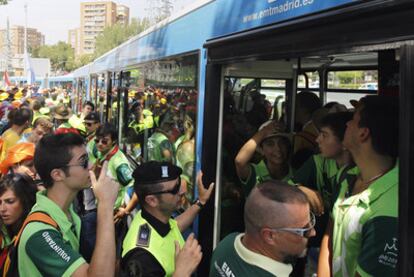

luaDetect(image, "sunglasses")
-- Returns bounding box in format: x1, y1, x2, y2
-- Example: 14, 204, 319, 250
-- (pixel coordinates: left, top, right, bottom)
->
148, 177, 181, 195
10, 173, 35, 185
63, 157, 89, 170
269, 212, 316, 238
95, 137, 109, 145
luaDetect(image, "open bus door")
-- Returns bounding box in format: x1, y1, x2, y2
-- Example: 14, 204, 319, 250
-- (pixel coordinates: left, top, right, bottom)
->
200, 48, 413, 275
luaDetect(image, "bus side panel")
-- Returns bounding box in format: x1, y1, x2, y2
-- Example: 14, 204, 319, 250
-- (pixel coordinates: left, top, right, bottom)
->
198, 62, 222, 275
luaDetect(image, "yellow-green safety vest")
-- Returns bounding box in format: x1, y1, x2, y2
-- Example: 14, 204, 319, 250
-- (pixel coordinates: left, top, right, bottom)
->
122, 210, 184, 277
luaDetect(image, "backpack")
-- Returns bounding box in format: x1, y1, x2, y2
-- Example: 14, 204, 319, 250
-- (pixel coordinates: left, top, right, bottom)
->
1, 211, 59, 277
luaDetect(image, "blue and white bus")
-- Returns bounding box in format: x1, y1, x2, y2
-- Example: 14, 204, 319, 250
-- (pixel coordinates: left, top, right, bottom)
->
8, 74, 74, 90
72, 0, 414, 274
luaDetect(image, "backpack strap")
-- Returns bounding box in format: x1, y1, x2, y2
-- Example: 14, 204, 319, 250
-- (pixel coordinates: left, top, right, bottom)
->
13, 211, 59, 247
2, 212, 58, 277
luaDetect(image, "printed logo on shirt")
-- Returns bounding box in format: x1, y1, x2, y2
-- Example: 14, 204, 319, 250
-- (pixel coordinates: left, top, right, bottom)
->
378, 237, 398, 268
214, 261, 235, 277
42, 231, 71, 262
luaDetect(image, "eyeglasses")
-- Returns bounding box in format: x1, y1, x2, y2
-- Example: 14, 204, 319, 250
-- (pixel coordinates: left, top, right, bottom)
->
270, 212, 316, 238
63, 157, 89, 170
10, 173, 35, 185
95, 137, 109, 145
148, 177, 181, 195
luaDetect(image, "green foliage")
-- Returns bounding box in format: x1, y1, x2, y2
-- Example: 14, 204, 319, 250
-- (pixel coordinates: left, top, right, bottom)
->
0, 0, 10, 5
335, 71, 364, 84
94, 17, 150, 58
77, 54, 94, 67
32, 41, 75, 73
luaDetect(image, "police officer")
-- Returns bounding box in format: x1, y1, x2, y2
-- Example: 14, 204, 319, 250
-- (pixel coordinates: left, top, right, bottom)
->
121, 161, 214, 277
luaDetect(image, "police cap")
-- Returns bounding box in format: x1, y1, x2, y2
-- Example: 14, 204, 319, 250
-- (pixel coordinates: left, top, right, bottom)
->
133, 161, 182, 186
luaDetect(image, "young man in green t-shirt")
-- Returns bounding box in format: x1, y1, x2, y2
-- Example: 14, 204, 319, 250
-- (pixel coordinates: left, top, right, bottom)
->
318, 96, 399, 277
210, 181, 315, 277
18, 133, 120, 276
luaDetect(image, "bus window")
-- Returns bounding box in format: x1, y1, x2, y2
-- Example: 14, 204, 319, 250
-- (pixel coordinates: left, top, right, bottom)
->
327, 70, 378, 107
96, 74, 107, 122
298, 71, 320, 89
327, 70, 378, 90
121, 53, 199, 203
260, 79, 286, 120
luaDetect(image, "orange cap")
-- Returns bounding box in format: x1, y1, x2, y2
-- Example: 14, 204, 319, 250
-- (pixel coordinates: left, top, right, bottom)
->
0, 142, 35, 175
11, 100, 21, 108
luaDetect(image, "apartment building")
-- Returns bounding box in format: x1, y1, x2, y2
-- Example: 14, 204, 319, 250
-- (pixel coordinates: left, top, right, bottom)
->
0, 25, 45, 56
79, 1, 129, 56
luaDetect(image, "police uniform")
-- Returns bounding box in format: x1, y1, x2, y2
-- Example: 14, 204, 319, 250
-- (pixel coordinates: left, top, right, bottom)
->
121, 162, 184, 277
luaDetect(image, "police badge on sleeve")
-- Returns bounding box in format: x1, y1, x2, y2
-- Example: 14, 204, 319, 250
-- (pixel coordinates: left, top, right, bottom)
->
136, 223, 151, 247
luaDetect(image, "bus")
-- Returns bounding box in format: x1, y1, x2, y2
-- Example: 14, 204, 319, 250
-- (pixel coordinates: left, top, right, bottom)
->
71, 0, 414, 275
8, 74, 74, 90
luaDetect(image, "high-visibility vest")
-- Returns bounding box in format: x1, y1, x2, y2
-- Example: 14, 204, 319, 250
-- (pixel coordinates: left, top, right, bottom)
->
122, 210, 184, 277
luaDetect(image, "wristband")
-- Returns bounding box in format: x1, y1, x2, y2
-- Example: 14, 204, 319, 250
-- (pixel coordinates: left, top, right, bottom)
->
192, 198, 205, 209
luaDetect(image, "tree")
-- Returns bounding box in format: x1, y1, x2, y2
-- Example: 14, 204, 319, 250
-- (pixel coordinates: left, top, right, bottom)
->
32, 42, 75, 73
76, 54, 94, 68
0, 0, 10, 5
94, 18, 150, 58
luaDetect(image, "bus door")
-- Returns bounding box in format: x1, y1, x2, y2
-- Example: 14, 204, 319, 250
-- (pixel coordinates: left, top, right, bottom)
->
213, 59, 296, 244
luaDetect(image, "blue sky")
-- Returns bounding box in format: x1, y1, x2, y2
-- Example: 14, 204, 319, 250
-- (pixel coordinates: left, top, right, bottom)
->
0, 0, 193, 44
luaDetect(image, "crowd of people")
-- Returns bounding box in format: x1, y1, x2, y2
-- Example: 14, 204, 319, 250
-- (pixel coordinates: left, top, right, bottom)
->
0, 83, 399, 277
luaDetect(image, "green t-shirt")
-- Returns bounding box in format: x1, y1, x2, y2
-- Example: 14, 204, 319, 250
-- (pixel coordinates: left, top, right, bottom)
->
147, 131, 176, 164
18, 190, 85, 277
288, 155, 342, 247
98, 148, 133, 210
210, 233, 293, 277
241, 160, 292, 196
86, 136, 98, 164
332, 164, 398, 277
289, 154, 340, 211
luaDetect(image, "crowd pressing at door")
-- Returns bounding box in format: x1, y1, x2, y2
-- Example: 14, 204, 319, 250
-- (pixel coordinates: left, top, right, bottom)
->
0, 85, 398, 277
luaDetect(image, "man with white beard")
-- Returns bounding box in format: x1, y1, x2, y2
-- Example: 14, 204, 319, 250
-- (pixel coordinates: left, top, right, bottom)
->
210, 181, 315, 277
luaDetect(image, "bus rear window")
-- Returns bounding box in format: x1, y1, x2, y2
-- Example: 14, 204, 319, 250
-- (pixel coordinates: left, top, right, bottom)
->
327, 70, 378, 90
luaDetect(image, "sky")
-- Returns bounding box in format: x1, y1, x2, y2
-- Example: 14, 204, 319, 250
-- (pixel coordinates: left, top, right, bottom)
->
0, 0, 193, 44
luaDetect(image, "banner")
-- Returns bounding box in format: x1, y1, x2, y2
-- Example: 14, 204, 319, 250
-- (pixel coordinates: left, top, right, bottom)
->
24, 52, 36, 85
2, 70, 11, 87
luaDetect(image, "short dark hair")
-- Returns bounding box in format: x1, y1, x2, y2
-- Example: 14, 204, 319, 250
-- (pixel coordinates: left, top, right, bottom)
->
31, 100, 42, 111
83, 101, 95, 111
34, 133, 85, 188
134, 183, 164, 206
244, 181, 308, 233
9, 108, 32, 126
320, 112, 353, 141
0, 173, 37, 235
358, 95, 399, 158
256, 180, 308, 205
296, 91, 322, 115
96, 123, 117, 141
